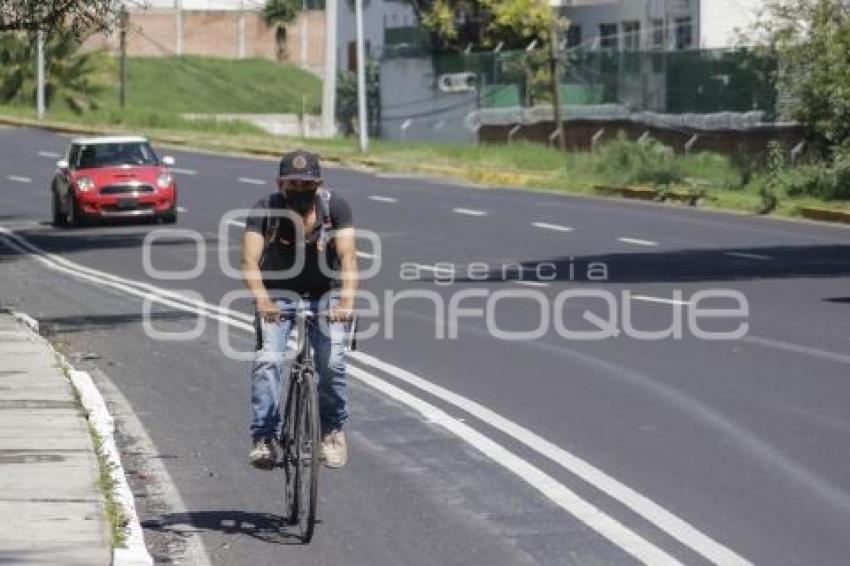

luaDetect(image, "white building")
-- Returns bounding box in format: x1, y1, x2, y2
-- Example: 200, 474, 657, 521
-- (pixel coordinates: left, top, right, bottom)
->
556, 0, 764, 51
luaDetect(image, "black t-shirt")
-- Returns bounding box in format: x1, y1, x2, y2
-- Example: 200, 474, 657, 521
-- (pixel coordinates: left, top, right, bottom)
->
245, 190, 353, 298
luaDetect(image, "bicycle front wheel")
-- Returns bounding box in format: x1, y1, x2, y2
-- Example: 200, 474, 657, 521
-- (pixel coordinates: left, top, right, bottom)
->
295, 365, 320, 543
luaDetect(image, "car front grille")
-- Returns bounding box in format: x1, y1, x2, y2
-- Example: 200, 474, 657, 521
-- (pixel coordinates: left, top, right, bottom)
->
100, 183, 155, 195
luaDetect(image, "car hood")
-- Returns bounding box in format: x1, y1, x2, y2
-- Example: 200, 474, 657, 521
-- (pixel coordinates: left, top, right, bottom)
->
72, 165, 162, 187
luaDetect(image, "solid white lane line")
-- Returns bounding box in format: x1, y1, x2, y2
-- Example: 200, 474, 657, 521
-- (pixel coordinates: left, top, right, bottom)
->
742, 335, 850, 366
532, 222, 574, 233
516, 280, 551, 288
0, 225, 751, 565
7, 175, 32, 183
37, 150, 61, 158
350, 351, 752, 566
631, 295, 692, 306
170, 168, 197, 176
369, 195, 398, 203
725, 252, 772, 261
176, 206, 187, 213
238, 177, 267, 185
453, 208, 488, 217
618, 237, 659, 247
348, 365, 683, 566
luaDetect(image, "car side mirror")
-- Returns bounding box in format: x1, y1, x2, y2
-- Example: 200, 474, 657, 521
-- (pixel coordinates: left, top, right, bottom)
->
57, 159, 69, 170
161, 156, 175, 167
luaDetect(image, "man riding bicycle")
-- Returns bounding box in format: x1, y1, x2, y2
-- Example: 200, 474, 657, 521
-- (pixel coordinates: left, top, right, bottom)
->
241, 150, 357, 470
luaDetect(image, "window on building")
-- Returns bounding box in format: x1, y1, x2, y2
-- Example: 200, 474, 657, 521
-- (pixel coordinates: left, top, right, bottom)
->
567, 24, 582, 48
599, 23, 618, 50
651, 18, 664, 48
675, 16, 693, 49
623, 20, 640, 51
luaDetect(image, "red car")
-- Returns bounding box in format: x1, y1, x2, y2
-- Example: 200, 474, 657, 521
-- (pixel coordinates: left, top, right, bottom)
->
51, 136, 178, 226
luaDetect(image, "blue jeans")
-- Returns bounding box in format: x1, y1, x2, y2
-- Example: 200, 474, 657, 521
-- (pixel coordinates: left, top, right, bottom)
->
250, 297, 348, 440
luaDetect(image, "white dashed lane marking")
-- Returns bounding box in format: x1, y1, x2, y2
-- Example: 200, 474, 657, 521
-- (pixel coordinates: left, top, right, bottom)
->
532, 222, 574, 233
617, 237, 659, 247
515, 280, 551, 288
7, 175, 32, 183
725, 252, 772, 261
453, 208, 488, 217
238, 177, 267, 185
369, 195, 398, 203
631, 295, 692, 306
37, 150, 61, 158
170, 168, 197, 176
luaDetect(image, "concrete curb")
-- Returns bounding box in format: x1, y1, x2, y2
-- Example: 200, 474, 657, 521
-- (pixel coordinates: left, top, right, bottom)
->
10, 311, 154, 566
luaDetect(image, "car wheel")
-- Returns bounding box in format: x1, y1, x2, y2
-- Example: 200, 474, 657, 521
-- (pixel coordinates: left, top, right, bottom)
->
67, 195, 88, 227
160, 211, 177, 224
51, 191, 68, 226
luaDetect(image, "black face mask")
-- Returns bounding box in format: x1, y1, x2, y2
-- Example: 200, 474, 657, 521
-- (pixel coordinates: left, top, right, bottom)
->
285, 190, 316, 214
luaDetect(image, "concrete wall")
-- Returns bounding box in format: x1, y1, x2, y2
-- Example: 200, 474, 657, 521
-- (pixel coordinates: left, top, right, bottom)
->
379, 56, 478, 144
559, 0, 762, 51
698, 0, 763, 48
480, 118, 804, 160
87, 9, 325, 71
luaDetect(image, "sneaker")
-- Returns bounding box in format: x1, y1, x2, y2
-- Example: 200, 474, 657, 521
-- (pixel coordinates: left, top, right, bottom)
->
249, 437, 277, 470
321, 430, 348, 469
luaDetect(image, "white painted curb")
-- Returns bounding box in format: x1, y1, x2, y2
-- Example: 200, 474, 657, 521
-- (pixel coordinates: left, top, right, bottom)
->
12, 311, 154, 566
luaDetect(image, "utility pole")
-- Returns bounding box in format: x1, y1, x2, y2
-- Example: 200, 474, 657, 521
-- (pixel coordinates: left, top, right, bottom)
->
36, 27, 45, 120
119, 6, 128, 109
237, 0, 246, 59
321, 0, 338, 137
175, 0, 183, 56
301, 0, 308, 68
548, 20, 566, 151
354, 0, 368, 152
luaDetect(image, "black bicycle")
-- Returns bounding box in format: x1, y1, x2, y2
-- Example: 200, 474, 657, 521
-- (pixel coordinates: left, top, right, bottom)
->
277, 306, 356, 544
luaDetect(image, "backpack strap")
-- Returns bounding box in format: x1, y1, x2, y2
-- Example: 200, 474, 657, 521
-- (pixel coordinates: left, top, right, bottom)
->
263, 193, 280, 248
317, 188, 334, 252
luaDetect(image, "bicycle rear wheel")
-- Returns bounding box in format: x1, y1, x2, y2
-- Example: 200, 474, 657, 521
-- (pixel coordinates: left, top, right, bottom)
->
295, 365, 320, 543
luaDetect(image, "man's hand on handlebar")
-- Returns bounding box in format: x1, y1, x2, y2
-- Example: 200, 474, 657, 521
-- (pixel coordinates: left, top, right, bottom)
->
329, 303, 355, 323
257, 297, 281, 323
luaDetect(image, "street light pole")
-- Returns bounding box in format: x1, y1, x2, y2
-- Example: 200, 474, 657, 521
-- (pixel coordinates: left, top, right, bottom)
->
119, 6, 128, 108
354, 0, 368, 152
321, 0, 338, 137
36, 28, 45, 120
548, 20, 566, 151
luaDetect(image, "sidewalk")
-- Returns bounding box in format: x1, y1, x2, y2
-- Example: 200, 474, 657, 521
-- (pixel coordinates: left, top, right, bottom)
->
0, 312, 110, 565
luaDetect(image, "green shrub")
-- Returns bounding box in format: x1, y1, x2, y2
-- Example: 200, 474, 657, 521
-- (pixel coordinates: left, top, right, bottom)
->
594, 134, 684, 187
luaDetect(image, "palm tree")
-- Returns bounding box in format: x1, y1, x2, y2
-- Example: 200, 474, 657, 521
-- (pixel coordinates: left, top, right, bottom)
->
0, 31, 104, 113
263, 0, 302, 62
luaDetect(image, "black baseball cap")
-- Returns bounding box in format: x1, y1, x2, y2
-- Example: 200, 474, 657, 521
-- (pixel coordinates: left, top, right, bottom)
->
278, 150, 322, 182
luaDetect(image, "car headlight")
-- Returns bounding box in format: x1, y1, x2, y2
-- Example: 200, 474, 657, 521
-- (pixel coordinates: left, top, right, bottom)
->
156, 172, 174, 189
76, 177, 95, 192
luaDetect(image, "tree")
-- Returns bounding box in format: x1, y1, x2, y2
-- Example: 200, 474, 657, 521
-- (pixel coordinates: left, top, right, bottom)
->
0, 32, 105, 113
757, 0, 850, 150
263, 0, 302, 61
0, 0, 118, 36
411, 0, 552, 51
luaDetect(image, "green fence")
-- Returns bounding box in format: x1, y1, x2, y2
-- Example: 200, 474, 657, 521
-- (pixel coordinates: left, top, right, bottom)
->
383, 47, 779, 116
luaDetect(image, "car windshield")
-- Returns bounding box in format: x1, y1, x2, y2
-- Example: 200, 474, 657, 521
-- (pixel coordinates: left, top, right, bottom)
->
75, 142, 158, 169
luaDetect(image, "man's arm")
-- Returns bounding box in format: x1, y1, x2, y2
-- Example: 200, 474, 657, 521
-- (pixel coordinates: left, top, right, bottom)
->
241, 231, 279, 322
332, 227, 358, 322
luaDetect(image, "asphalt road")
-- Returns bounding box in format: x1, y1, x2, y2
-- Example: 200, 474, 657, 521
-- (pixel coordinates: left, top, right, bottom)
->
1, 125, 849, 566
